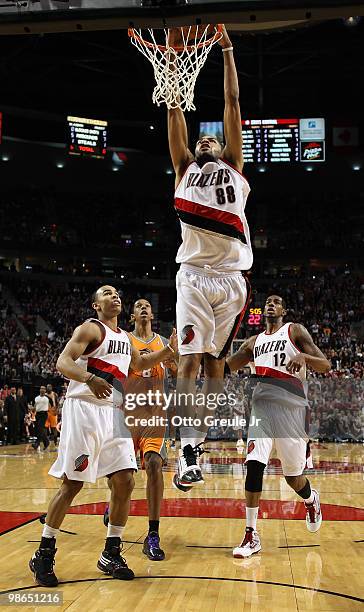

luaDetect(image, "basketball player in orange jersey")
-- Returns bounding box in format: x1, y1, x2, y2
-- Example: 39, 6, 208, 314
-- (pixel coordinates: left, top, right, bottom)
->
45, 384, 59, 446
104, 298, 178, 561
225, 295, 331, 558
29, 286, 177, 587
168, 25, 253, 488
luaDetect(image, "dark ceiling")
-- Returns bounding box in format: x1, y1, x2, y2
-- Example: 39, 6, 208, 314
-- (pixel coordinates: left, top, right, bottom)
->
0, 17, 363, 151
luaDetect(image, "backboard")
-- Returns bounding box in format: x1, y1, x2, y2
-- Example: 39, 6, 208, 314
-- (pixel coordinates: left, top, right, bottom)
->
0, 1, 364, 35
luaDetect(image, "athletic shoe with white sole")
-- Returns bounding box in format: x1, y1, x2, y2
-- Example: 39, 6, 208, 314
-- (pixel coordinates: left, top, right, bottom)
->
177, 443, 206, 486
97, 542, 134, 580
233, 528, 261, 558
172, 473, 193, 492
304, 488, 322, 533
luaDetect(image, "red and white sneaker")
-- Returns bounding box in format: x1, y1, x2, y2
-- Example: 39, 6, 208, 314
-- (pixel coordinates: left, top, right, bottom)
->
233, 528, 261, 558
304, 489, 322, 533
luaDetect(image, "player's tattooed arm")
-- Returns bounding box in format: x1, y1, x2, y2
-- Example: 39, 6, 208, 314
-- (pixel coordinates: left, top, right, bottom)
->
56, 322, 113, 399
129, 328, 178, 371
219, 25, 244, 171
286, 323, 331, 374
226, 335, 257, 373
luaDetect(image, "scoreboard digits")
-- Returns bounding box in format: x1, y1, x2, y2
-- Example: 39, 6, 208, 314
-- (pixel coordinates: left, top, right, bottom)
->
67, 116, 107, 159
248, 308, 263, 326
242, 119, 300, 163
199, 118, 325, 163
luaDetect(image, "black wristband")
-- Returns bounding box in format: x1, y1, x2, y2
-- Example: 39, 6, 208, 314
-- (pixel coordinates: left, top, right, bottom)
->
224, 362, 231, 378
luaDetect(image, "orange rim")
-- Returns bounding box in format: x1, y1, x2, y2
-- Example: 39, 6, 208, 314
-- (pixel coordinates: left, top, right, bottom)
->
128, 24, 223, 53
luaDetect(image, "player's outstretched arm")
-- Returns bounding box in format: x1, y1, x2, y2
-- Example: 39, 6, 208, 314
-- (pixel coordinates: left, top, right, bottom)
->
286, 324, 331, 374
167, 29, 194, 183
56, 322, 113, 399
168, 107, 194, 184
129, 328, 178, 371
226, 336, 256, 373
219, 25, 243, 172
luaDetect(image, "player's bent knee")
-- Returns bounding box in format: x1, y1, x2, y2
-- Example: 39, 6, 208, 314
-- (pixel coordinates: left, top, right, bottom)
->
178, 354, 201, 377
109, 469, 135, 495
144, 452, 163, 475
245, 460, 266, 493
203, 353, 225, 377
285, 475, 301, 487
62, 478, 83, 497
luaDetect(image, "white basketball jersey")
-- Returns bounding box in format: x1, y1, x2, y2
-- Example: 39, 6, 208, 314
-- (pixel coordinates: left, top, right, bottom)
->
66, 319, 132, 407
252, 322, 308, 406
174, 159, 253, 272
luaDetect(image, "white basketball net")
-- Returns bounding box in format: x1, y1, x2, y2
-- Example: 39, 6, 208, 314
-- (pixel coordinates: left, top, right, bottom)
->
129, 26, 222, 111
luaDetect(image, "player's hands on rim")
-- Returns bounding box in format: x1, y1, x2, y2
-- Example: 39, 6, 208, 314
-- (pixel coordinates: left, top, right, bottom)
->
168, 328, 178, 353
167, 27, 182, 48
218, 24, 232, 48
286, 354, 306, 374
87, 376, 113, 399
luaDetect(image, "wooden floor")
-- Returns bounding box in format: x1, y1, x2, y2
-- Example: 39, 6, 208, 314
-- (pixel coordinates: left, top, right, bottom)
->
0, 442, 363, 611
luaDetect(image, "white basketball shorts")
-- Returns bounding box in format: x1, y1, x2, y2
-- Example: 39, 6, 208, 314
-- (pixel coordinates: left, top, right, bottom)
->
176, 264, 249, 358
49, 398, 137, 483
245, 399, 309, 476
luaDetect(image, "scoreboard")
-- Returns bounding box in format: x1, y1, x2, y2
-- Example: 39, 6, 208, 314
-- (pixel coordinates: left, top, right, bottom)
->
67, 116, 107, 159
199, 118, 325, 163
242, 118, 299, 163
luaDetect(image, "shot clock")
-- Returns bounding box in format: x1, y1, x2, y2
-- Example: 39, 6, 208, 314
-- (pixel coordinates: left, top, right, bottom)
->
247, 307, 263, 326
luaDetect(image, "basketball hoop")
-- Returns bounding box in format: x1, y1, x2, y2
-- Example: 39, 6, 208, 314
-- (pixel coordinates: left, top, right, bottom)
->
128, 25, 223, 111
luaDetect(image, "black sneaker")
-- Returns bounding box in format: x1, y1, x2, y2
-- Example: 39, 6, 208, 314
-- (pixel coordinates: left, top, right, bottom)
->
177, 443, 206, 486
97, 545, 134, 580
29, 545, 58, 587
103, 504, 110, 527
143, 532, 165, 561
172, 473, 193, 493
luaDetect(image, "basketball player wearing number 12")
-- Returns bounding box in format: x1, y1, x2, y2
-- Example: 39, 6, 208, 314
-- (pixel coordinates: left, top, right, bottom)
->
226, 295, 331, 557
168, 25, 253, 489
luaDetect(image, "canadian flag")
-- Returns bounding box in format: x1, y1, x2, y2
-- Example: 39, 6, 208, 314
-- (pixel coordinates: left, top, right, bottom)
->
333, 126, 359, 147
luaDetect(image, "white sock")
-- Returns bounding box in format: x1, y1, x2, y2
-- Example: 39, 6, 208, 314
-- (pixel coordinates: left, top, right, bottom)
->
42, 524, 59, 539
246, 507, 259, 531
191, 429, 206, 448
304, 492, 315, 505
180, 427, 206, 449
107, 523, 124, 539
180, 426, 192, 449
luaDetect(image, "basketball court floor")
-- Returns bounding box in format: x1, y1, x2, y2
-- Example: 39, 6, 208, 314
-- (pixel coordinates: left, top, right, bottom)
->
0, 441, 363, 611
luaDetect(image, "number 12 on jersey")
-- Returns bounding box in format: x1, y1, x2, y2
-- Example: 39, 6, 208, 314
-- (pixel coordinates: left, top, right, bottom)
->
274, 352, 286, 366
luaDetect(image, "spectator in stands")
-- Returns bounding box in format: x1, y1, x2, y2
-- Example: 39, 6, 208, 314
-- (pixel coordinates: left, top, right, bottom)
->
0, 384, 10, 400
0, 399, 7, 444
4, 387, 19, 445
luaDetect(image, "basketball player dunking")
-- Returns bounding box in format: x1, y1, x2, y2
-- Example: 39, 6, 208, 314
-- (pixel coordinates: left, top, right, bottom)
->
226, 295, 331, 557
29, 286, 177, 586
168, 25, 253, 488
104, 298, 178, 561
